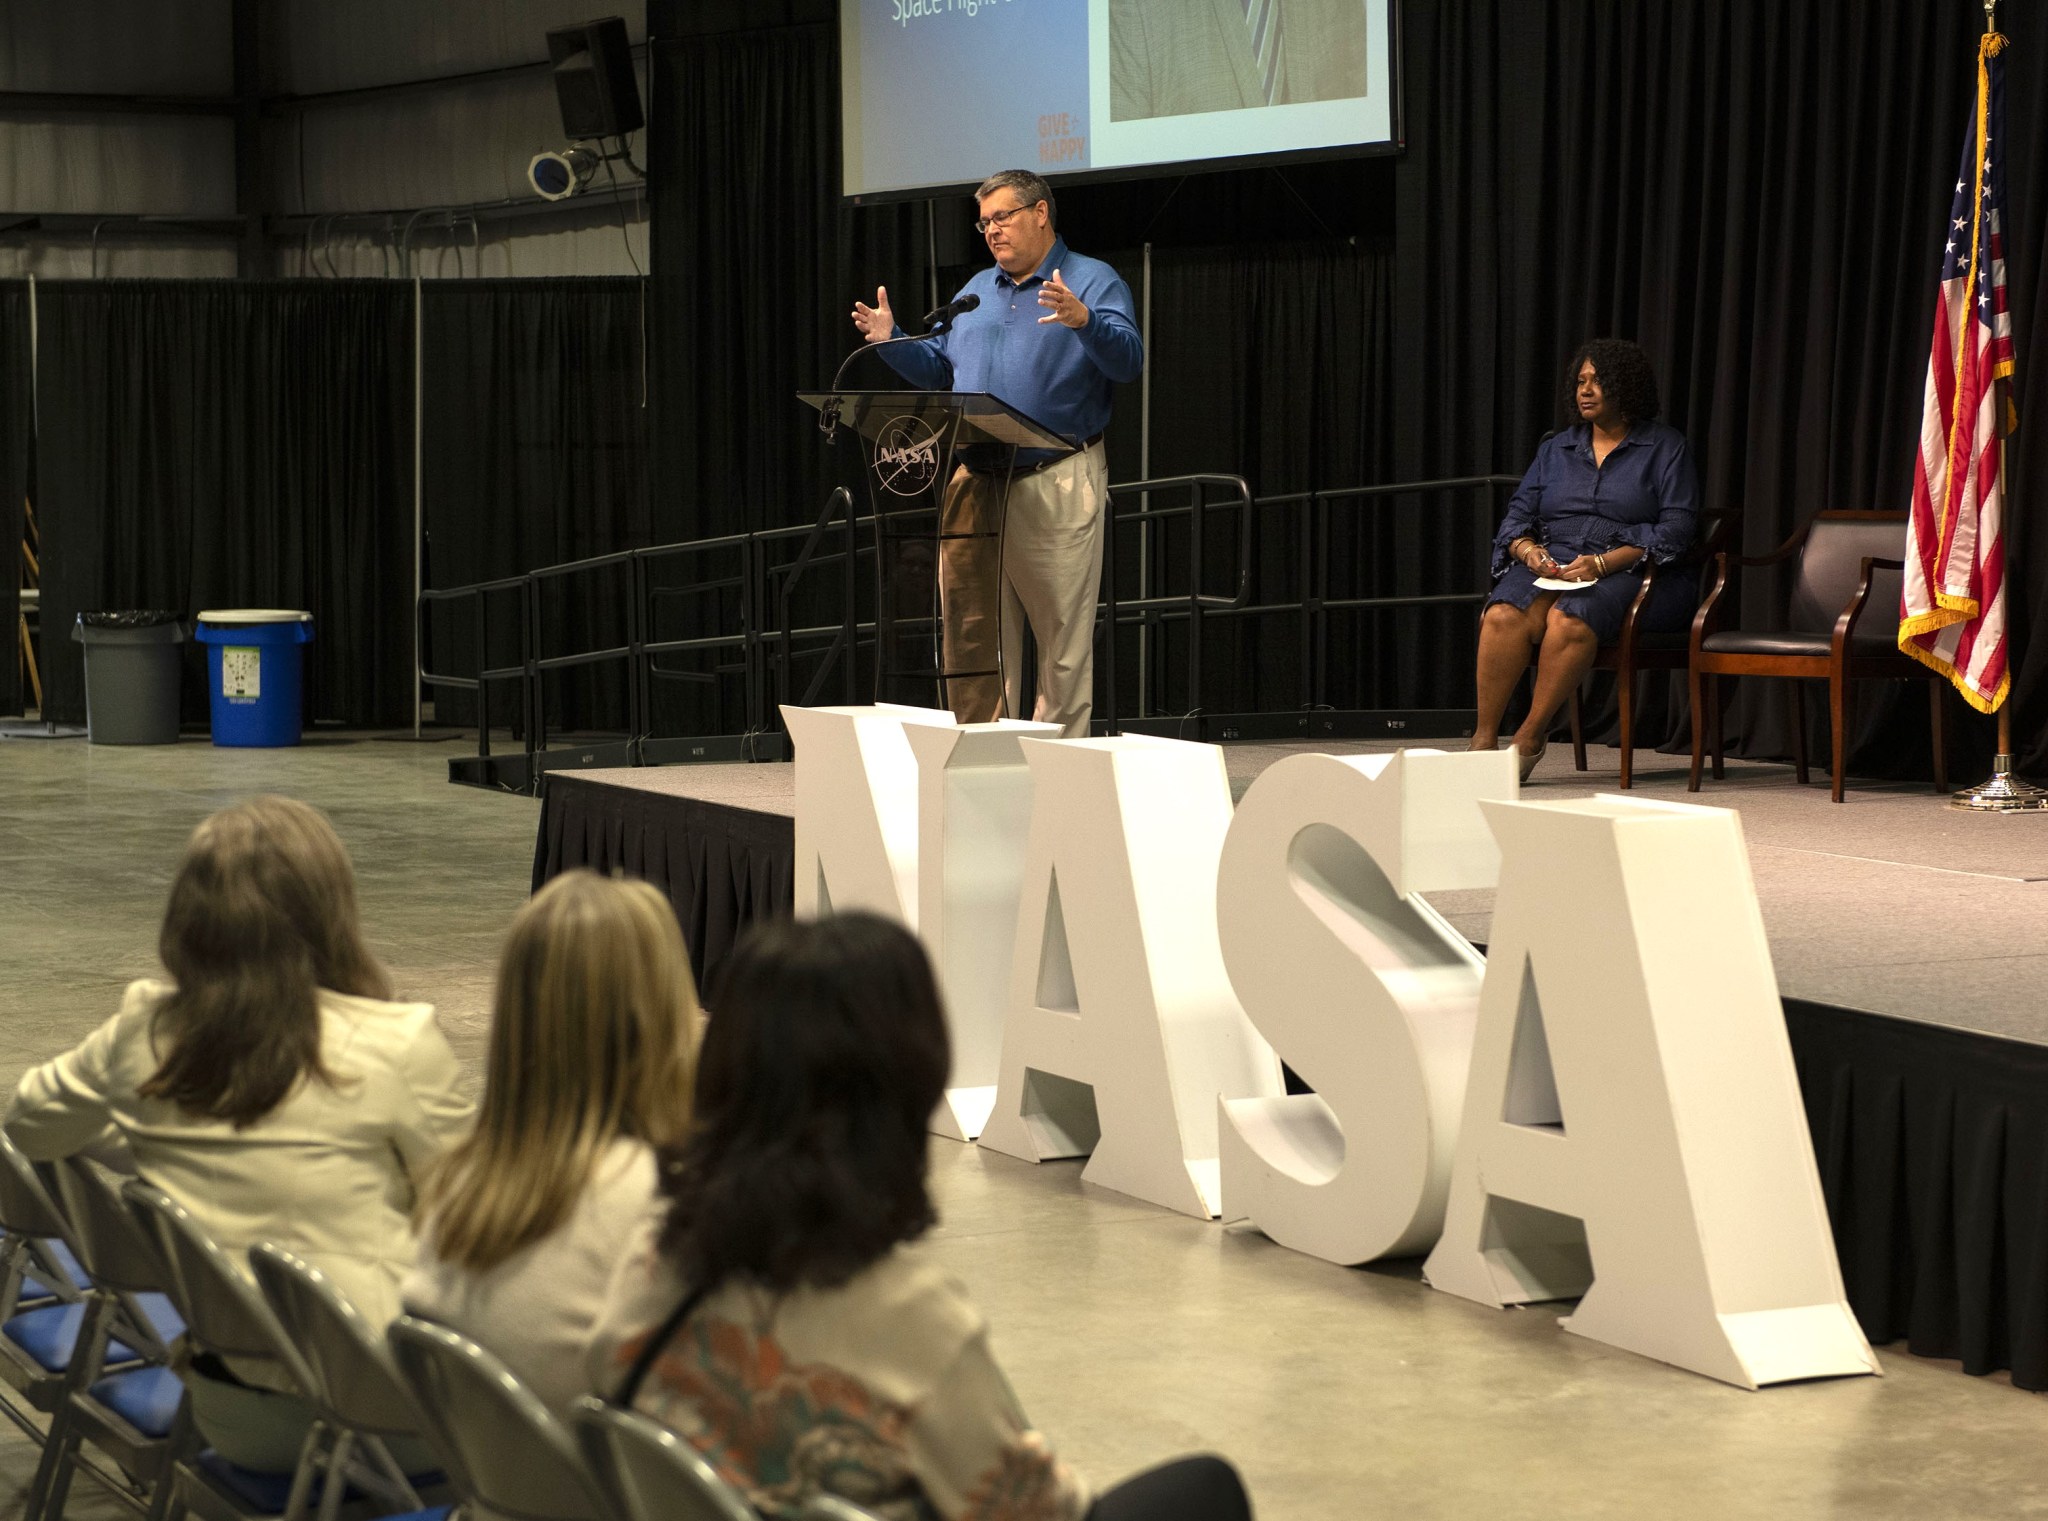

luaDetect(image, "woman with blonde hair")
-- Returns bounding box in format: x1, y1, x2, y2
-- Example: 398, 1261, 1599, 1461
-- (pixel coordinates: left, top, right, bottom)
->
404, 868, 700, 1417
7, 795, 474, 1471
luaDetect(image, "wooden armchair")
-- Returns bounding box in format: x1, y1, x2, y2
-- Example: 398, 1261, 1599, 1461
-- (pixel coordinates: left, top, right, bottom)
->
1567, 510, 1740, 787
1686, 509, 1945, 803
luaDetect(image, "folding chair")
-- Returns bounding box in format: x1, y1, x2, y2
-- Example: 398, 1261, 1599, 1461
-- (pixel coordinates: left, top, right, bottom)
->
0, 1138, 154, 1456
121, 1181, 339, 1521
384, 1316, 605, 1521
29, 1157, 191, 1521
572, 1396, 888, 1521
246, 1246, 445, 1521
0, 1134, 90, 1317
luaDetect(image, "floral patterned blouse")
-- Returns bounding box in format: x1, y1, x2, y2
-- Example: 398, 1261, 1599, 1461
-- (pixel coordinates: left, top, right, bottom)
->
589, 1232, 1091, 1521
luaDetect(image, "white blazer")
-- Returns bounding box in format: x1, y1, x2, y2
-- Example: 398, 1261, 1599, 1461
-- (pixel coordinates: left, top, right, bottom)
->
7, 978, 475, 1342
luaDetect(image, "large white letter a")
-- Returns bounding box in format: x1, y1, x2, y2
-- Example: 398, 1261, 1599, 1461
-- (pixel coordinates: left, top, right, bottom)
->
1422, 795, 1876, 1389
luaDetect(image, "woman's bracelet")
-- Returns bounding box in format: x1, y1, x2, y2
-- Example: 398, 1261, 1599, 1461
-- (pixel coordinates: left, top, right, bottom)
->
1594, 552, 1608, 577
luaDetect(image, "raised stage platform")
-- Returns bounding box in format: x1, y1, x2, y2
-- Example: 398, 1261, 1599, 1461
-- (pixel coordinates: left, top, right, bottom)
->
532, 739, 2048, 1392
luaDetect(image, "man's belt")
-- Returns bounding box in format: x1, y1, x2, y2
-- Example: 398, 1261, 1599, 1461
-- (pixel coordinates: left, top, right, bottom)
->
964, 433, 1105, 477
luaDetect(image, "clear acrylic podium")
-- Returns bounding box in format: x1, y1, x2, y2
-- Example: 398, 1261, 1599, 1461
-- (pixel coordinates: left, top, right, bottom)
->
795, 389, 1074, 710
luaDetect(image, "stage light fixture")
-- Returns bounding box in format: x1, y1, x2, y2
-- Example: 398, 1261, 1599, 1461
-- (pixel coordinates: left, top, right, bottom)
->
527, 147, 600, 202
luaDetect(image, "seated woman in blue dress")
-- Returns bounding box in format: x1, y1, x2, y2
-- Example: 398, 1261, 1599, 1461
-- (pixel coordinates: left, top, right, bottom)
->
1473, 338, 1700, 780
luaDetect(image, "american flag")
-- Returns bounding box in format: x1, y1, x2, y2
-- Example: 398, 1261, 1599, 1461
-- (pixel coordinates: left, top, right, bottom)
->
1900, 32, 2015, 713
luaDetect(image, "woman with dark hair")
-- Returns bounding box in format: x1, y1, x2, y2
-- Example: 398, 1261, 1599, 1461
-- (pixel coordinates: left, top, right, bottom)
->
7, 796, 473, 1471
1472, 338, 1701, 780
592, 913, 1252, 1521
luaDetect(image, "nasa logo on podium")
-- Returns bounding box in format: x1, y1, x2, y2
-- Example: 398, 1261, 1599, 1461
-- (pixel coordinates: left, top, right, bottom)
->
874, 414, 943, 496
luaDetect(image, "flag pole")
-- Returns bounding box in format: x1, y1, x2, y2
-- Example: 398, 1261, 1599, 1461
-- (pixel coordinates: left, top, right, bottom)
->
1948, 0, 2046, 809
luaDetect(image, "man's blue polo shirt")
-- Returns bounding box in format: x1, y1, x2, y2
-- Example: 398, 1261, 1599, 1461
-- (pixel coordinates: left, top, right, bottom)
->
881, 237, 1144, 464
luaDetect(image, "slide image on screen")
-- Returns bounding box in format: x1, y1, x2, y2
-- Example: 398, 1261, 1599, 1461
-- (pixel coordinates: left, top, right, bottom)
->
840, 0, 1396, 202
1107, 0, 1369, 122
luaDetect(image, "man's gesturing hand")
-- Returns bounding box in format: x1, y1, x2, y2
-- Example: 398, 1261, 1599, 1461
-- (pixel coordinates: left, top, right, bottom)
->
852, 286, 894, 344
1036, 269, 1089, 329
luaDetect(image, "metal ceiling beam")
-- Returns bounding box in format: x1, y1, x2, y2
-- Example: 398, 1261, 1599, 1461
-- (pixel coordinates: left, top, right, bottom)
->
259, 42, 647, 115
0, 91, 237, 117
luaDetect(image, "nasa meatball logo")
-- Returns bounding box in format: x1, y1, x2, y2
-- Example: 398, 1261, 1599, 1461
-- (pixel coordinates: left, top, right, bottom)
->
874, 415, 943, 497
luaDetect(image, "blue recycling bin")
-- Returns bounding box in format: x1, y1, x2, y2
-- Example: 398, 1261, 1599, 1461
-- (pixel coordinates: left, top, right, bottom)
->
194, 610, 314, 747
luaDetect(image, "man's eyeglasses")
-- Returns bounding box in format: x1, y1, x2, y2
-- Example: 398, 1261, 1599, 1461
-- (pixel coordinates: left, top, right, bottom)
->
974, 203, 1038, 235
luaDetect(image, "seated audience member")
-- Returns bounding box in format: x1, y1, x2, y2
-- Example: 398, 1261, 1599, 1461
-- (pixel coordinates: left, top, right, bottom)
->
5, 795, 473, 1473
405, 869, 700, 1417
592, 912, 1254, 1521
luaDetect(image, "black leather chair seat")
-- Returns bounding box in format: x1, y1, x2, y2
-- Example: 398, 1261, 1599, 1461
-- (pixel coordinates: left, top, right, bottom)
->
1701, 630, 1895, 658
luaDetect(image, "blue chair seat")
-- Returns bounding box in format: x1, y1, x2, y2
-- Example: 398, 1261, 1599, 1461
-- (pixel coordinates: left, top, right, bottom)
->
134, 1291, 186, 1343
88, 1363, 184, 1437
191, 1450, 447, 1517
15, 1237, 90, 1304
4, 1302, 139, 1372
193, 1450, 305, 1514
43, 1239, 90, 1288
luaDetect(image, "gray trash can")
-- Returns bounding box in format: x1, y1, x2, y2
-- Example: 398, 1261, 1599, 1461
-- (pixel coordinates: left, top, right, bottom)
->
73, 612, 186, 745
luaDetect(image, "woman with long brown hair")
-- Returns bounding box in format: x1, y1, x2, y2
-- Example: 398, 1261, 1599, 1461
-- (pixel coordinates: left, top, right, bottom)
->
6, 795, 474, 1471
405, 869, 700, 1417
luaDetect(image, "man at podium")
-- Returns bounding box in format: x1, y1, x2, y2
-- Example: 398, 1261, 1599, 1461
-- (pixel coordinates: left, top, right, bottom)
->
851, 169, 1144, 737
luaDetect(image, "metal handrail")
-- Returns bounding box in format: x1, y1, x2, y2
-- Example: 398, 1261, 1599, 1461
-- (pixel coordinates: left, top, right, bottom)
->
417, 575, 531, 761
1100, 474, 1254, 729
525, 550, 640, 756
415, 468, 1527, 788
771, 486, 860, 710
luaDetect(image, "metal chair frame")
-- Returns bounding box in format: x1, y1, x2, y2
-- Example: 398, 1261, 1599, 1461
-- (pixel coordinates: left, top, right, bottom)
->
29, 1156, 191, 1521
384, 1316, 604, 1521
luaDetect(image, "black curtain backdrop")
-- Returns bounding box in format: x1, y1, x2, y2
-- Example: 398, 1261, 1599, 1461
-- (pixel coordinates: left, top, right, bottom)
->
652, 0, 2048, 773
651, 5, 929, 546
0, 282, 28, 717
36, 281, 414, 729
421, 278, 650, 732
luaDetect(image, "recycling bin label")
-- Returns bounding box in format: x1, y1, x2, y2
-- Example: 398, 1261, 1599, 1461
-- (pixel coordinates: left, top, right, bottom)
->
222, 646, 261, 700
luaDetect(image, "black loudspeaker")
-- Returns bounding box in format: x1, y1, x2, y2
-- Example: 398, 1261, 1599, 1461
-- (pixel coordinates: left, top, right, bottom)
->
546, 17, 643, 140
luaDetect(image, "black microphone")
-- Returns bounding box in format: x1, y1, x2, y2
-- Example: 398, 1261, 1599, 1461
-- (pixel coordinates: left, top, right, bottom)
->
921, 292, 980, 332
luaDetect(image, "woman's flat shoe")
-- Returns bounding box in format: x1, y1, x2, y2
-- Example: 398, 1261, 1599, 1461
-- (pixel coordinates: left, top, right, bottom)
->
1518, 740, 1547, 783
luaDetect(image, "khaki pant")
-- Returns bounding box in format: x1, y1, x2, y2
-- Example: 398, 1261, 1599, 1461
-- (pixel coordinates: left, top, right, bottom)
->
938, 442, 1108, 738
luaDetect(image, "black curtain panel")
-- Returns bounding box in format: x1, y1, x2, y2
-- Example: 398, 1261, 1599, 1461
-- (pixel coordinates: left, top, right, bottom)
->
420, 277, 650, 733
35, 280, 414, 729
0, 282, 29, 717
650, 3, 930, 546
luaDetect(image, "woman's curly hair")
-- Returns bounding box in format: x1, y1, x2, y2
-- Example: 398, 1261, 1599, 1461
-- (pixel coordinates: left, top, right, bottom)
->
1565, 338, 1660, 425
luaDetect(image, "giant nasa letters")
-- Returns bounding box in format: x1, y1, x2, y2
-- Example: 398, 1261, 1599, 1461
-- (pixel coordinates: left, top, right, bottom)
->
784, 706, 1875, 1389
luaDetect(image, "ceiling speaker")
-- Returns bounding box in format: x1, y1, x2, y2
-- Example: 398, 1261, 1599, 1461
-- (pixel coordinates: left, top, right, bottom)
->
546, 17, 644, 141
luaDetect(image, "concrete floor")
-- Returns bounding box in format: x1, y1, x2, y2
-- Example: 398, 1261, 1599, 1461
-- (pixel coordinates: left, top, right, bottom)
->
2, 734, 2047, 1519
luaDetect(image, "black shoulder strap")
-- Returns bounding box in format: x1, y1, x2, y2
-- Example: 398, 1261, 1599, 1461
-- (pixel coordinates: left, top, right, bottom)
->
613, 1282, 710, 1409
